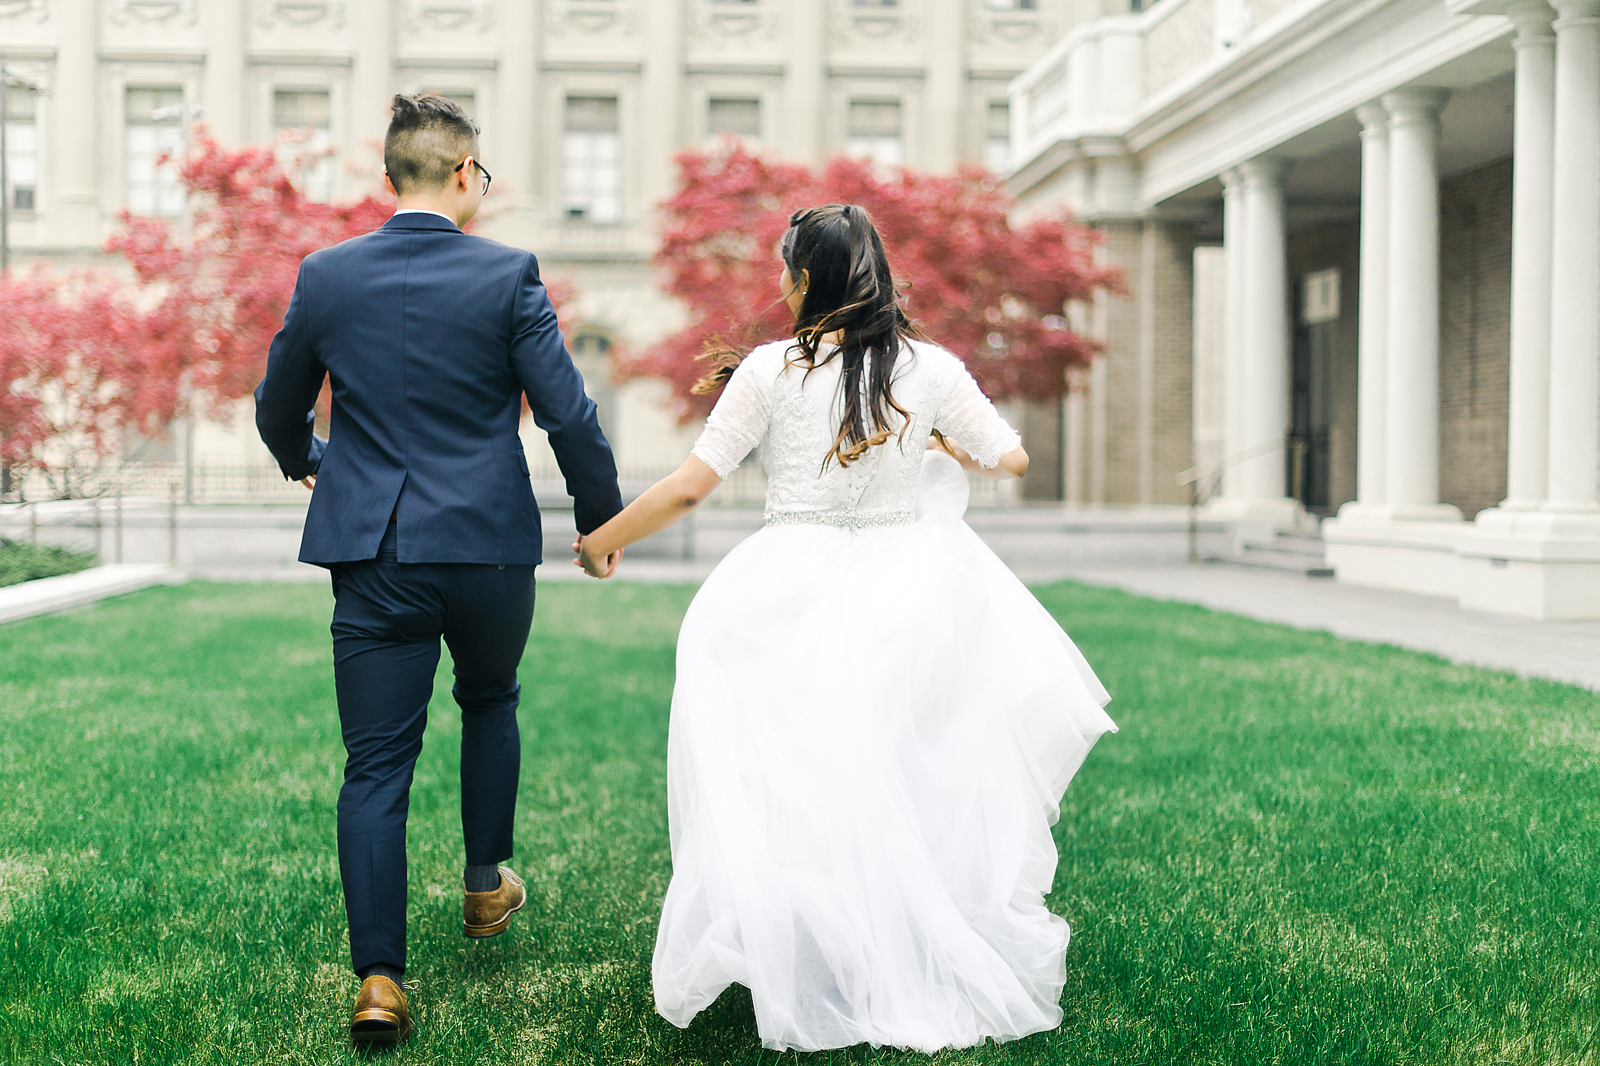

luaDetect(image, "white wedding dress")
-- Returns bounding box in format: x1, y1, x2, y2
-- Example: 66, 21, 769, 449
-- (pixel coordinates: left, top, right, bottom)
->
652, 338, 1118, 1053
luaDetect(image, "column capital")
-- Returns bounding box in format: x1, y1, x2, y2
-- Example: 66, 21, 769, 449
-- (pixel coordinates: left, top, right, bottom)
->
1505, 0, 1557, 39
1551, 0, 1600, 24
1381, 87, 1450, 128
1355, 102, 1390, 137
1219, 166, 1242, 191
1237, 155, 1289, 186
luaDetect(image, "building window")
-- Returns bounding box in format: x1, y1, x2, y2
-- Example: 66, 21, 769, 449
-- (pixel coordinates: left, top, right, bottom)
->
4, 83, 37, 213
571, 332, 617, 440
707, 97, 760, 143
273, 89, 333, 202
986, 0, 1039, 8
983, 101, 1010, 172
847, 99, 903, 166
124, 87, 186, 218
852, 0, 899, 6
563, 95, 621, 223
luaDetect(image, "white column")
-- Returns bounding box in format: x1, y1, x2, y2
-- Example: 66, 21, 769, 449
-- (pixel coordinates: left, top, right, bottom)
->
1380, 88, 1459, 518
1499, 3, 1560, 511
494, 0, 539, 246
350, 0, 395, 202
1219, 168, 1246, 500
1545, 0, 1600, 515
786, 0, 828, 161
202, 0, 246, 145
1236, 156, 1290, 502
48, 0, 99, 248
924, 0, 963, 170
1353, 103, 1390, 507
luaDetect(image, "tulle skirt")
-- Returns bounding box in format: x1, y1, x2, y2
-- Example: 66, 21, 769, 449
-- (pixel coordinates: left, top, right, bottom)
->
651, 453, 1118, 1052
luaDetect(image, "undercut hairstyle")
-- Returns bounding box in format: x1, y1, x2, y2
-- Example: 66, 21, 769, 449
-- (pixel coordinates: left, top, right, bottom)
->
383, 93, 480, 195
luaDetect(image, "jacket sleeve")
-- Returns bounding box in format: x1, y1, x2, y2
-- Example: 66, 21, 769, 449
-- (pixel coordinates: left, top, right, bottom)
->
254, 260, 328, 481
509, 253, 623, 535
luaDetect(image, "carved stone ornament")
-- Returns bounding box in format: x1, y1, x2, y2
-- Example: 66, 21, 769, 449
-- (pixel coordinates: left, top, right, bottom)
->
546, 0, 639, 36
693, 0, 780, 40
256, 0, 347, 29
830, 0, 919, 44
110, 0, 198, 25
403, 0, 493, 33
970, 9, 1055, 44
0, 0, 49, 24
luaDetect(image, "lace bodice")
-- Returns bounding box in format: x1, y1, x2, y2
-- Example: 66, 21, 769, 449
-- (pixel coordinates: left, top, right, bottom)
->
691, 339, 1021, 526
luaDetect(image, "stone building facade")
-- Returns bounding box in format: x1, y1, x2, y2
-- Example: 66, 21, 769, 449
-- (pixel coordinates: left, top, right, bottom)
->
0, 0, 1110, 477
1008, 0, 1600, 619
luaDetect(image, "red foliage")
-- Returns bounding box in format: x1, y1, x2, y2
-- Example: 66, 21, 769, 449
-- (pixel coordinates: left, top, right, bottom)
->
1, 126, 580, 478
103, 130, 395, 435
0, 268, 139, 470
622, 144, 1121, 422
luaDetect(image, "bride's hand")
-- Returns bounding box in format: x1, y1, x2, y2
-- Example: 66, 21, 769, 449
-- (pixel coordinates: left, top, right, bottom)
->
575, 538, 622, 579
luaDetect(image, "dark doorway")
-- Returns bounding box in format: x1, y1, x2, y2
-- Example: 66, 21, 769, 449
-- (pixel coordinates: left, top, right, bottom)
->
1290, 269, 1338, 514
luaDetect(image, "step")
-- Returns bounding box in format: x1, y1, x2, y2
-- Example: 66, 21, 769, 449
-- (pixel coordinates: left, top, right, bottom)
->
1238, 539, 1328, 560
1209, 549, 1335, 578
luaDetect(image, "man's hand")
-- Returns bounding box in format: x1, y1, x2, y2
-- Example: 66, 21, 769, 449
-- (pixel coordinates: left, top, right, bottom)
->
300, 474, 316, 491
574, 538, 622, 579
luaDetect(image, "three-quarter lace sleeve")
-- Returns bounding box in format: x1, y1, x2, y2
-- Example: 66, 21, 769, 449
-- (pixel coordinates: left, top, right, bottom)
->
691, 353, 773, 479
933, 361, 1022, 470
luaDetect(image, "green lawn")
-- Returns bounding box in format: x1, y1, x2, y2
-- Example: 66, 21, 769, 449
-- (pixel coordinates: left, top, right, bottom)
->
0, 581, 1595, 1065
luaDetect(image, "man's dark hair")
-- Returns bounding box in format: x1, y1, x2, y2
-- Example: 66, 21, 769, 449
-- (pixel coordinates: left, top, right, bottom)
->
384, 93, 480, 195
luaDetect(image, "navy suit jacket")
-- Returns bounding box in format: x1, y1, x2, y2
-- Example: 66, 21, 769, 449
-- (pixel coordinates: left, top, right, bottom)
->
254, 212, 622, 566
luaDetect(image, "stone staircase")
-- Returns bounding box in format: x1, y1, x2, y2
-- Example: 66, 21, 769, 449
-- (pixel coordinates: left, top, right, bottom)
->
1214, 520, 1335, 578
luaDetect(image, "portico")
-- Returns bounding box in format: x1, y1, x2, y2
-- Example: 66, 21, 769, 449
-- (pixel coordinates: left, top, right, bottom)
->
1008, 0, 1600, 619
1454, 0, 1600, 618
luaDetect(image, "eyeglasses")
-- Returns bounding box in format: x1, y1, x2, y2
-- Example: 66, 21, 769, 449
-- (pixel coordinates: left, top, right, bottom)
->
455, 156, 492, 196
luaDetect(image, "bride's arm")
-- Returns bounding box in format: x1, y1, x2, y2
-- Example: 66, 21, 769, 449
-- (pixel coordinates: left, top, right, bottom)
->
575, 455, 724, 577
929, 435, 1029, 480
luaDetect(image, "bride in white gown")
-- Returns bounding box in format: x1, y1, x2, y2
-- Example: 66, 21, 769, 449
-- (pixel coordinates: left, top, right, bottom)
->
574, 204, 1117, 1053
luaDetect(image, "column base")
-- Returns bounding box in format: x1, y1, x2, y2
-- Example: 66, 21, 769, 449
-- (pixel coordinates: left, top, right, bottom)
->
1202, 495, 1304, 545
1456, 508, 1600, 619
1322, 505, 1467, 598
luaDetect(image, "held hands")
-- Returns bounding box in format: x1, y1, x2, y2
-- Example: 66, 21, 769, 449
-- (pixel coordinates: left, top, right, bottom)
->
572, 534, 623, 580
300, 475, 316, 490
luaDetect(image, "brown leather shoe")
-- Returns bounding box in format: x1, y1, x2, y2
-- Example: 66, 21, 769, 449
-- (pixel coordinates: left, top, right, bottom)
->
463, 866, 526, 938
350, 974, 411, 1047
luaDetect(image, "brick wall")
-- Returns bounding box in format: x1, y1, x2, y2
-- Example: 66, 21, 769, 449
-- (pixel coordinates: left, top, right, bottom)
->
1020, 399, 1064, 500
1438, 157, 1512, 518
1099, 221, 1146, 503
1045, 218, 1195, 505
1144, 219, 1198, 504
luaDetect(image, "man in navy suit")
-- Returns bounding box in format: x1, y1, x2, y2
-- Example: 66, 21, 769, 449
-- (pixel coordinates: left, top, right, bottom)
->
255, 93, 623, 1046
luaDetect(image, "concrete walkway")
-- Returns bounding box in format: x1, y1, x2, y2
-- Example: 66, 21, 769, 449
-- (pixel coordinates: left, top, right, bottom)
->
0, 565, 183, 626
1053, 562, 1600, 693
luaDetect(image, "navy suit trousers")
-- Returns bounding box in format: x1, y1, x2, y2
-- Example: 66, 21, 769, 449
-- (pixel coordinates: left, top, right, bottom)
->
330, 524, 536, 974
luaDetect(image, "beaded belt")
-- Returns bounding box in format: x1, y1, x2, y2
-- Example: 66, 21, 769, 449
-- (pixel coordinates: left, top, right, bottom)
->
763, 510, 916, 530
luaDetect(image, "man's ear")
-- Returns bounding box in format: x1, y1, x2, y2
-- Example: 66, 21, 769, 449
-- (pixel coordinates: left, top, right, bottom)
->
383, 171, 399, 198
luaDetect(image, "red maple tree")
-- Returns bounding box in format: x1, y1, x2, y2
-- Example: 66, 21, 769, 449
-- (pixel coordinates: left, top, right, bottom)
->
103, 130, 396, 436
1, 127, 577, 481
622, 144, 1120, 421
0, 268, 137, 479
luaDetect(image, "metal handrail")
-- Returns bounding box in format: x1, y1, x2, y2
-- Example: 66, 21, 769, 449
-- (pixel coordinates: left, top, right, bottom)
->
1177, 437, 1286, 564
1176, 437, 1284, 487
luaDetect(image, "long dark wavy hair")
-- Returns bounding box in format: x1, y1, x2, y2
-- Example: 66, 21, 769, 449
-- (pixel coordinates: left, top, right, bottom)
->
695, 204, 922, 469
